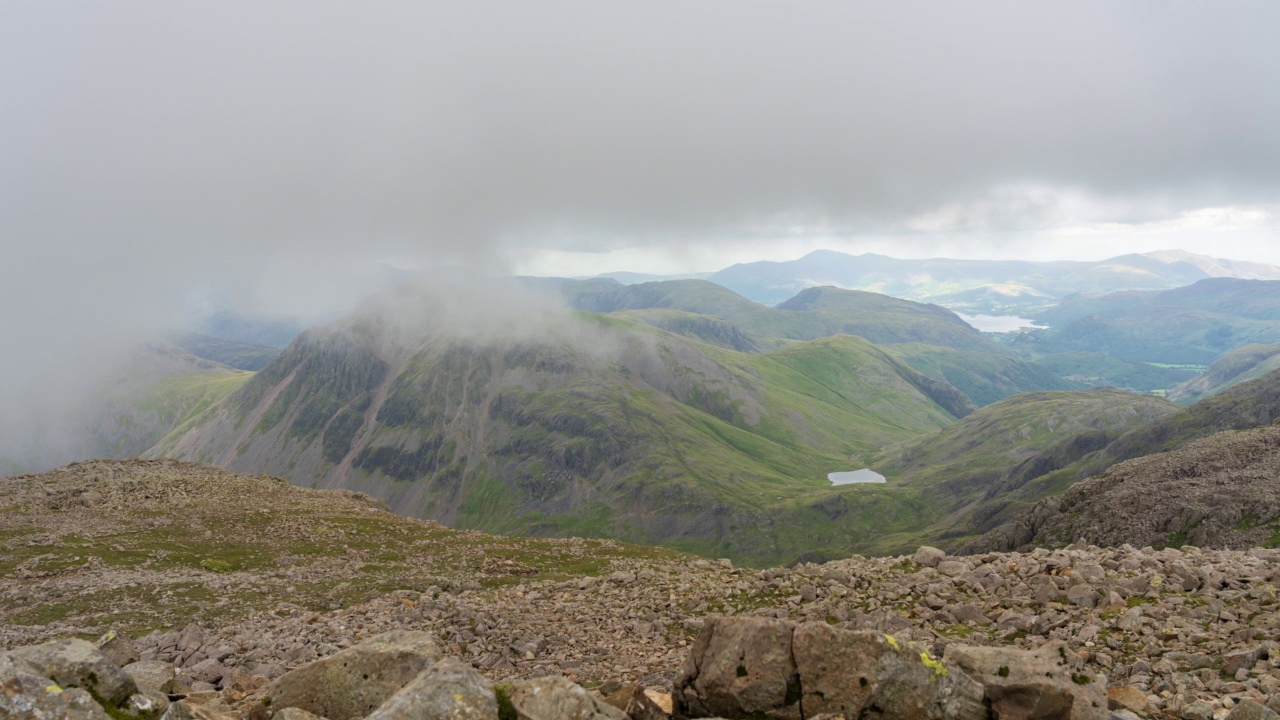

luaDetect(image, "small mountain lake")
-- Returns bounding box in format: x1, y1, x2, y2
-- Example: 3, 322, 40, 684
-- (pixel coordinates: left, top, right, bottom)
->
955, 313, 1044, 333
828, 469, 886, 485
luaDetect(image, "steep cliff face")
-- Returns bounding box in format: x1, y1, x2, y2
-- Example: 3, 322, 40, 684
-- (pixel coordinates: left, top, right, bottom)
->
151, 291, 968, 563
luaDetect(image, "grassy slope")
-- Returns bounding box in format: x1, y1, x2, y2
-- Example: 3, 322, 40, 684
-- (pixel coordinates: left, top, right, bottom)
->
859, 389, 1177, 550
154, 312, 967, 565
0, 459, 683, 637
1033, 352, 1199, 394
1168, 343, 1280, 404
885, 343, 1076, 406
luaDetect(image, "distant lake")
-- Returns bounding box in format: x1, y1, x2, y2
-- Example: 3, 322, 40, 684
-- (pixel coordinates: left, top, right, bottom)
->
828, 469, 886, 485
955, 313, 1044, 333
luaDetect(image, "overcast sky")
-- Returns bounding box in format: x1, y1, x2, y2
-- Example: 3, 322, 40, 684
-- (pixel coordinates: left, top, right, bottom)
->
2, 1, 1278, 466
4, 2, 1279, 285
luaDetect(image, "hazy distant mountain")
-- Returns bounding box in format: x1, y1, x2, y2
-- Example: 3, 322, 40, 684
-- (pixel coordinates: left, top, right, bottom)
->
198, 311, 309, 349
707, 249, 1277, 310
594, 270, 715, 284
171, 332, 281, 371
1144, 250, 1280, 281
558, 279, 1082, 404
560, 279, 995, 351
1023, 278, 1280, 364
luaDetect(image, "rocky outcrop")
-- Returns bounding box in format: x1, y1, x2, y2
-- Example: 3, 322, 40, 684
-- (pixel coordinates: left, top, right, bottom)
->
0, 618, 1118, 720
675, 617, 1104, 720
965, 424, 1280, 553
8, 460, 1280, 719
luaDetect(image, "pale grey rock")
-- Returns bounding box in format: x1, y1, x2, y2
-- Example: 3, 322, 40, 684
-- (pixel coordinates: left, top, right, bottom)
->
508, 675, 626, 720
675, 616, 800, 719
793, 623, 986, 720
914, 546, 946, 568
948, 640, 1108, 720
6, 637, 138, 706
96, 629, 139, 668
367, 657, 498, 720
266, 629, 442, 720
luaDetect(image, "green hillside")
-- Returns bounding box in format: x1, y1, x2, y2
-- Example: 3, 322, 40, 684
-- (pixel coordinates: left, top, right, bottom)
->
151, 299, 973, 565
871, 389, 1175, 505
885, 343, 1076, 406
1168, 343, 1280, 404
1033, 352, 1198, 393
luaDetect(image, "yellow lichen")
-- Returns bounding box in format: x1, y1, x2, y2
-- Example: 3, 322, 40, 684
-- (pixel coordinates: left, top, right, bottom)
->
920, 651, 948, 678
884, 634, 900, 651
45, 684, 63, 694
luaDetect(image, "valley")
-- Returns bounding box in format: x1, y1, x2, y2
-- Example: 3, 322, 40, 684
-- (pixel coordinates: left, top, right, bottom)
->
9, 252, 1280, 568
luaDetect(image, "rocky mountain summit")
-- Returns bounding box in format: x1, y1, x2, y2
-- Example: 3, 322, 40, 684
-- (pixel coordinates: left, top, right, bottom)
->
4, 460, 1280, 719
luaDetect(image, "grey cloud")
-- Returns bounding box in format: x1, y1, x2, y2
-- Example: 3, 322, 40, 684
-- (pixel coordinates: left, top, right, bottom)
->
3, 1, 1278, 261
2, 1, 1278, 466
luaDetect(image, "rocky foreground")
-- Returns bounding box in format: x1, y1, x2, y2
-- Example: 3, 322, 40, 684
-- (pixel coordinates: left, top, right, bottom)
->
4, 460, 1280, 719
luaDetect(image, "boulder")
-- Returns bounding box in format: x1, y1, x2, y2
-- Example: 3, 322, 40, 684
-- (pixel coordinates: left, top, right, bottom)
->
1066, 584, 1099, 608
0, 654, 112, 720
508, 675, 627, 720
125, 691, 171, 716
266, 629, 442, 720
914, 546, 947, 568
96, 629, 139, 668
947, 641, 1107, 720
366, 657, 498, 719
187, 658, 227, 685
675, 616, 800, 719
1224, 648, 1263, 676
603, 684, 669, 720
1106, 686, 1150, 716
6, 637, 138, 706
792, 624, 986, 720
1228, 699, 1280, 720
